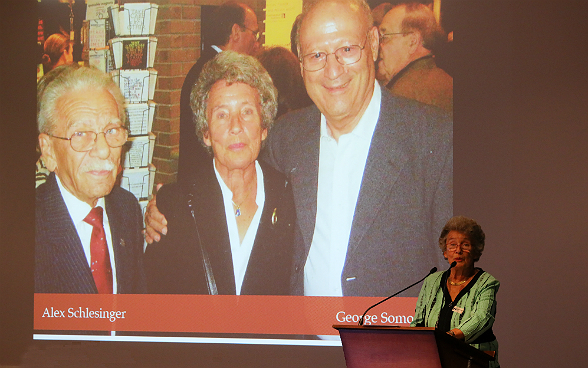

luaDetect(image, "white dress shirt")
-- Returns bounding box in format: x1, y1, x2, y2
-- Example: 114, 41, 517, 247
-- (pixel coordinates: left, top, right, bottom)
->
213, 159, 265, 295
304, 83, 382, 296
56, 175, 118, 294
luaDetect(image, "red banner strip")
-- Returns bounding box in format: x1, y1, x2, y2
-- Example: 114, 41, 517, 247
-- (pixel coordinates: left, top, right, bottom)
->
35, 294, 417, 336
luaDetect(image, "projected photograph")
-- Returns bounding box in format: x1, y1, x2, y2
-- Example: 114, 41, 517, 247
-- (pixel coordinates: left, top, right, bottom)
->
34, 0, 453, 346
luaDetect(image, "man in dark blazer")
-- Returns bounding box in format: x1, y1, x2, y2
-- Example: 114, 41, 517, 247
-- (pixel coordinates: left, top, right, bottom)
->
263, 0, 452, 297
178, 2, 260, 184
264, 91, 451, 297
35, 174, 146, 294
35, 65, 145, 294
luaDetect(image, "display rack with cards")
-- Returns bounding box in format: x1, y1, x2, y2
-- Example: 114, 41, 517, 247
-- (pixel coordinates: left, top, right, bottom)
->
109, 2, 158, 36
81, 18, 115, 73
81, 1, 159, 209
110, 36, 158, 69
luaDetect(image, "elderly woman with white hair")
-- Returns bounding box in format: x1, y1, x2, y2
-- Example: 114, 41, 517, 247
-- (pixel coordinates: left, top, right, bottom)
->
412, 216, 500, 367
145, 51, 295, 296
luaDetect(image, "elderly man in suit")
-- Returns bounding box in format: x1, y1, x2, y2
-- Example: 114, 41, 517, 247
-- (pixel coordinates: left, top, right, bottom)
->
178, 2, 260, 184
377, 2, 453, 113
263, 0, 452, 297
147, 0, 451, 297
36, 64, 146, 294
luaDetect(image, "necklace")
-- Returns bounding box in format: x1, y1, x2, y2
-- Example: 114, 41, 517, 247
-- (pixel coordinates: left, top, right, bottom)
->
231, 192, 250, 217
229, 176, 256, 217
449, 269, 476, 286
231, 199, 243, 217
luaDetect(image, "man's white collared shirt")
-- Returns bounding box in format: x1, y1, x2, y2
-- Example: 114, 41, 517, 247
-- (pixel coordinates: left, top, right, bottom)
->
213, 159, 265, 295
304, 83, 382, 296
56, 175, 118, 294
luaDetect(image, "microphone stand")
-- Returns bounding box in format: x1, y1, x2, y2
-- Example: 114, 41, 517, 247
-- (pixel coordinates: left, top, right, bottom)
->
358, 267, 439, 326
358, 262, 457, 326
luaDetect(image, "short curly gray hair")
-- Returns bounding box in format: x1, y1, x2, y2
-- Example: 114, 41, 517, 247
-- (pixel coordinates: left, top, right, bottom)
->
190, 51, 278, 154
438, 216, 486, 262
37, 64, 127, 135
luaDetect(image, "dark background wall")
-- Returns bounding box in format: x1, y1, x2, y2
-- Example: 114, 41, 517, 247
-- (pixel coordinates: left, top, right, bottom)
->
2, 0, 588, 367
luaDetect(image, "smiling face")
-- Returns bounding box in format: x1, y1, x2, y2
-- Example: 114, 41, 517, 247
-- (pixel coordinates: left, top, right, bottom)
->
298, 0, 379, 136
443, 231, 475, 270
203, 81, 267, 175
39, 87, 123, 207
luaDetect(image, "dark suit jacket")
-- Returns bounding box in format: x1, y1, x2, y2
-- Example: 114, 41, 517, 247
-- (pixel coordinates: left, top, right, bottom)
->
35, 173, 146, 294
263, 86, 453, 297
177, 46, 219, 184
144, 161, 295, 295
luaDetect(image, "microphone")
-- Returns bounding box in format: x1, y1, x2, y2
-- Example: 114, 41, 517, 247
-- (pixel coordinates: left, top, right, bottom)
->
359, 267, 438, 326
449, 261, 457, 269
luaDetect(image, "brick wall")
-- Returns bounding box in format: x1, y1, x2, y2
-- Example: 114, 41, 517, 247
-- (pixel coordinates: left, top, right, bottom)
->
151, 0, 264, 185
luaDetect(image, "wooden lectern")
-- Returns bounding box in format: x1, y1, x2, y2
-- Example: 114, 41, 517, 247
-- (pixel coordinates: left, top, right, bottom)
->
333, 325, 494, 368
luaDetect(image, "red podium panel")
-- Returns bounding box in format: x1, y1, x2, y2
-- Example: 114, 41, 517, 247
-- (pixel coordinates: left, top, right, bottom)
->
335, 326, 441, 368
334, 325, 492, 368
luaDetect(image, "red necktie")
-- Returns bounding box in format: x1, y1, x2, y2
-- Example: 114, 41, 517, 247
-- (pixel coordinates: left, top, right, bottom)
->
83, 206, 113, 294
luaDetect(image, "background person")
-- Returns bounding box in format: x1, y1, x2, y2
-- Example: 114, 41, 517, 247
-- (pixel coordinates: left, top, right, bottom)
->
41, 32, 73, 74
371, 2, 393, 28
412, 216, 499, 367
179, 2, 260, 185
256, 46, 313, 118
36, 65, 146, 294
37, 32, 75, 186
145, 52, 295, 295
377, 2, 453, 112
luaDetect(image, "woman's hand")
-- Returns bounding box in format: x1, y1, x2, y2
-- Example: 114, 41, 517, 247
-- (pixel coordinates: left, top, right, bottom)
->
447, 328, 465, 340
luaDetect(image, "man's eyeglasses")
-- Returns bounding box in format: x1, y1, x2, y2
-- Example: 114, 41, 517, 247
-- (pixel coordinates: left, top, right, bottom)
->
48, 126, 129, 152
241, 25, 260, 41
300, 34, 369, 72
379, 31, 413, 44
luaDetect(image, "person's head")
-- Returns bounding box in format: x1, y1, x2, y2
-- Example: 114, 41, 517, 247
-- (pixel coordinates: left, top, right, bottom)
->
371, 2, 393, 28
42, 33, 73, 72
209, 2, 259, 55
257, 46, 312, 117
377, 2, 444, 83
190, 51, 277, 170
296, 0, 379, 137
37, 65, 128, 207
438, 216, 486, 263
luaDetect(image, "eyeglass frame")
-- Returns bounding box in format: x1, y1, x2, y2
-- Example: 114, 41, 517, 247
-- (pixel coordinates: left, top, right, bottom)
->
299, 33, 370, 72
47, 126, 129, 152
379, 31, 413, 44
446, 242, 472, 252
240, 25, 260, 41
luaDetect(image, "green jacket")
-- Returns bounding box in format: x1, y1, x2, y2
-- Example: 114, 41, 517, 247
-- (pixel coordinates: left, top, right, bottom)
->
411, 269, 500, 367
